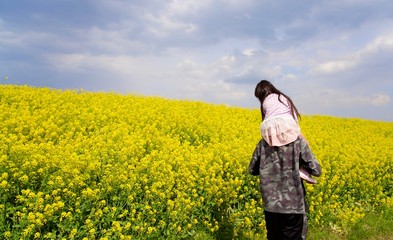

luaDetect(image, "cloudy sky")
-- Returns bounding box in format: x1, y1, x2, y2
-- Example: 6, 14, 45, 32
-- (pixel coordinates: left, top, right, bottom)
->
1, 0, 393, 121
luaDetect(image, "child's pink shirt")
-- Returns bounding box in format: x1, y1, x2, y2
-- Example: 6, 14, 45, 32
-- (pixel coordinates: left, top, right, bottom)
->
263, 93, 298, 122
260, 93, 300, 146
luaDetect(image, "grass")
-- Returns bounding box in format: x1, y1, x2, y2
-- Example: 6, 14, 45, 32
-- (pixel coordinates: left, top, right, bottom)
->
189, 207, 393, 239
308, 207, 393, 240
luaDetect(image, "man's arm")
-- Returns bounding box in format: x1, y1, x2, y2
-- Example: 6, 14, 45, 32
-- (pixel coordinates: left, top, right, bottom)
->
248, 140, 262, 176
299, 139, 322, 177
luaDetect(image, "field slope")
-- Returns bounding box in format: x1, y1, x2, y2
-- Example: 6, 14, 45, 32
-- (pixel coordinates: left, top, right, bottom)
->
0, 85, 392, 239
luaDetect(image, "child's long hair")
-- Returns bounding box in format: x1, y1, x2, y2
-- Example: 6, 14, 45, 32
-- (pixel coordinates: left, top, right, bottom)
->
254, 80, 300, 121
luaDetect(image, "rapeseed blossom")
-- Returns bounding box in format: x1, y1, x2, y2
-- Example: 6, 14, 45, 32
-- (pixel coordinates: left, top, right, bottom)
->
0, 85, 392, 238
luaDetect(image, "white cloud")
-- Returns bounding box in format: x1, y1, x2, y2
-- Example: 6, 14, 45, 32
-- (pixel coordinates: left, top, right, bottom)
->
242, 49, 255, 56
143, 12, 199, 37
369, 93, 391, 106
283, 74, 299, 81
298, 89, 390, 108
311, 58, 359, 74
363, 33, 393, 53
308, 32, 393, 77
58, 53, 168, 76
167, 0, 211, 16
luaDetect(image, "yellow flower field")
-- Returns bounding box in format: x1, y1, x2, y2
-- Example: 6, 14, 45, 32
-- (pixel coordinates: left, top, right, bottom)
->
0, 85, 392, 239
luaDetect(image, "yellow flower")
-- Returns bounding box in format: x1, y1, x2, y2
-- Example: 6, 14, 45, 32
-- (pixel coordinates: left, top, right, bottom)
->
3, 231, 11, 238
34, 232, 41, 239
1, 85, 392, 237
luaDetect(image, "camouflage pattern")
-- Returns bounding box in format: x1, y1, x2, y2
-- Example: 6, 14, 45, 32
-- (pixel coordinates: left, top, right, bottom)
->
248, 137, 321, 214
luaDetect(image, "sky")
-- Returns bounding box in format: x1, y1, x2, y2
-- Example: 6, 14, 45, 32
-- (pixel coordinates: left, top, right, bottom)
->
1, 0, 393, 122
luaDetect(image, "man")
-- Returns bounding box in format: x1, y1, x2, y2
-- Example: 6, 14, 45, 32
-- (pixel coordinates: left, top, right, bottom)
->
248, 137, 322, 240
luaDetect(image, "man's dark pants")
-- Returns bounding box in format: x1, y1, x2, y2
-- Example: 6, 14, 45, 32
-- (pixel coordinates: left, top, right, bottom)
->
264, 211, 303, 240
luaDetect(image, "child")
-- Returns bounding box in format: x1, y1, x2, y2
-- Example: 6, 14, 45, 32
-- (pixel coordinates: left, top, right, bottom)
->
254, 80, 316, 184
